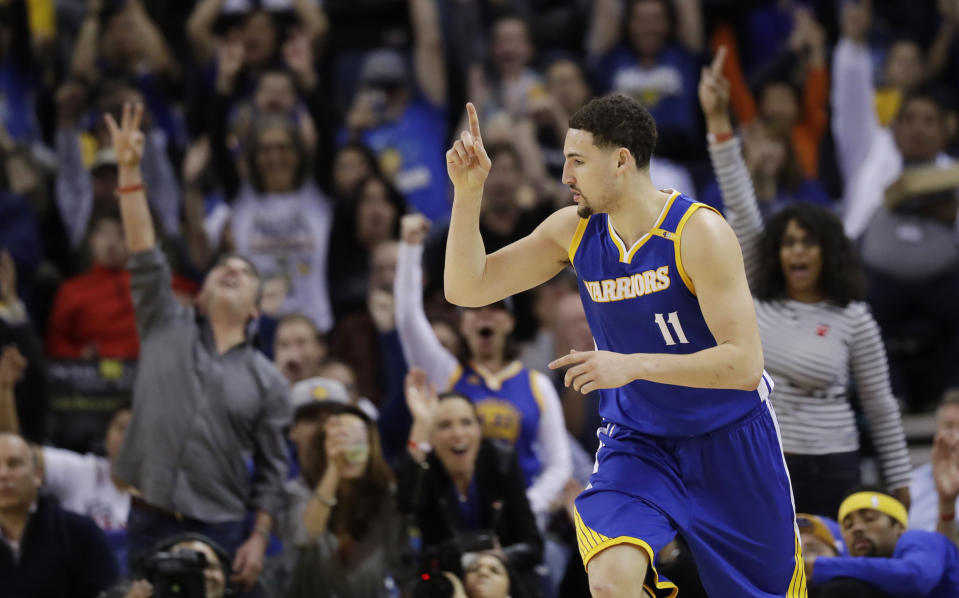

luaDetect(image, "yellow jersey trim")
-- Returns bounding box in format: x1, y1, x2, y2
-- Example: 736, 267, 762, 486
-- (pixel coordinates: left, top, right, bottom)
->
568, 217, 590, 266
606, 191, 680, 264
447, 364, 464, 391
673, 202, 721, 296
469, 360, 524, 392
528, 371, 546, 413
573, 506, 679, 598
788, 530, 808, 597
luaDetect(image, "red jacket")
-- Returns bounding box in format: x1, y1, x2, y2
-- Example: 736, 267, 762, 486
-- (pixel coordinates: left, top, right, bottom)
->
45, 264, 140, 359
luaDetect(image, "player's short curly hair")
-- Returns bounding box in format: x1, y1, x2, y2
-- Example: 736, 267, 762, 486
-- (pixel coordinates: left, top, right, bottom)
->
754, 202, 865, 307
568, 93, 658, 170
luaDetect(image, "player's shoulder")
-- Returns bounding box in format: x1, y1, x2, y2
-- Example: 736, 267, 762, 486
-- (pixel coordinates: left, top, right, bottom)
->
539, 205, 586, 254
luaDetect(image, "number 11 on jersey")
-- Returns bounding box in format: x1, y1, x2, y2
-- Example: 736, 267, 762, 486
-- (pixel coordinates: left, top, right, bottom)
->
654, 312, 689, 345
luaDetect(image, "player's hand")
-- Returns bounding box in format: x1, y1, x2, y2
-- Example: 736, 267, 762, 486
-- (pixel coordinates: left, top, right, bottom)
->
698, 47, 731, 135
548, 350, 637, 394
447, 103, 492, 193
104, 102, 145, 170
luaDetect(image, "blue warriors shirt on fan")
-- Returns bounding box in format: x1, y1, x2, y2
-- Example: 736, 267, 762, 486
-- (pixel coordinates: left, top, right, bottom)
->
569, 191, 771, 437
452, 361, 544, 486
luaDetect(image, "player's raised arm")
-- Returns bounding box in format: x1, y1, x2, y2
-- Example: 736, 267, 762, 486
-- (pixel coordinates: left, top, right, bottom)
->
106, 102, 155, 253
444, 103, 576, 307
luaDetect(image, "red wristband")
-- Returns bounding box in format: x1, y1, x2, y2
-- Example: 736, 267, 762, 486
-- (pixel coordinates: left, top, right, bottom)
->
942, 510, 956, 522
707, 131, 735, 145
115, 183, 144, 196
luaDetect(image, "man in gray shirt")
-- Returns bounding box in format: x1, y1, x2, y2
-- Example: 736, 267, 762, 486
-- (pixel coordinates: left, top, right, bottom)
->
107, 103, 291, 592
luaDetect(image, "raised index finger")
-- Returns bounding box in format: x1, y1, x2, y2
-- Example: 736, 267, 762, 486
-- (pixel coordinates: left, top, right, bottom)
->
466, 102, 482, 143
710, 46, 727, 78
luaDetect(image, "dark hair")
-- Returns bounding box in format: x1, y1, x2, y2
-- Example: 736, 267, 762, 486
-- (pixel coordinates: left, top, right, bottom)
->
333, 142, 381, 197
486, 142, 523, 171
437, 391, 481, 420
349, 172, 405, 239
754, 203, 865, 306
213, 252, 264, 306
246, 115, 308, 193
276, 312, 326, 346
302, 404, 394, 549
897, 86, 947, 123
568, 94, 657, 169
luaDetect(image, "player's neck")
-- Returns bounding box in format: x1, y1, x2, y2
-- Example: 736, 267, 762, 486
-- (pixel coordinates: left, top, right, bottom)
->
607, 175, 672, 248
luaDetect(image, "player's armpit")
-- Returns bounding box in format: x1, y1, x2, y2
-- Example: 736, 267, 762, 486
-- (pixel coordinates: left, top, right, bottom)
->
445, 206, 580, 307
680, 208, 764, 390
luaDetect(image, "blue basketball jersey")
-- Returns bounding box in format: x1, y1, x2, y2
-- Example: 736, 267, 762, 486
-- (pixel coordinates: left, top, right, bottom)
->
569, 191, 771, 437
452, 361, 544, 485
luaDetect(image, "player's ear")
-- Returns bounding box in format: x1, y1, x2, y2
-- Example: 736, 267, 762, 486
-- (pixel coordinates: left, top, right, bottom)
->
616, 148, 631, 170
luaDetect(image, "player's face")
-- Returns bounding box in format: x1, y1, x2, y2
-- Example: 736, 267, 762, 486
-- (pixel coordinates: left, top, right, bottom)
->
431, 398, 481, 477
562, 129, 619, 218
841, 509, 902, 557
779, 219, 823, 299
460, 307, 514, 361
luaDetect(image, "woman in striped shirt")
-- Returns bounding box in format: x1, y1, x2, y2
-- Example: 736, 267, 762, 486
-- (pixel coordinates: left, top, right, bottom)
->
699, 52, 911, 517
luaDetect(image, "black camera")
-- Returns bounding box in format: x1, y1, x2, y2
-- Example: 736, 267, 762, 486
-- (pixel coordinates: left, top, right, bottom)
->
143, 549, 208, 598
411, 531, 497, 598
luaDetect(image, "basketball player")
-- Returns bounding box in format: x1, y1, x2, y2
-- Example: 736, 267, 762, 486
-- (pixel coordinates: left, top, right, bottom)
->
443, 53, 805, 598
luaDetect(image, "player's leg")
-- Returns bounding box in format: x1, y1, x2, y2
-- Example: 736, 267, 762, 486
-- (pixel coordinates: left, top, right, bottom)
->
573, 423, 685, 598
682, 400, 806, 597
586, 543, 649, 598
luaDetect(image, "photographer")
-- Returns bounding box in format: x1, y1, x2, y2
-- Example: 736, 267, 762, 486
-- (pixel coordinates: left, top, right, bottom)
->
397, 369, 543, 594
107, 533, 231, 598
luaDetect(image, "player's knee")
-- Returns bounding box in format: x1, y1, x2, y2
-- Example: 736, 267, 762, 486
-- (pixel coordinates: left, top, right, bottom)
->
587, 544, 650, 598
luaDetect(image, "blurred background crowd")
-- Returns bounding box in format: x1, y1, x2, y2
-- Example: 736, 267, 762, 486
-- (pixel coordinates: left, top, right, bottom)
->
1, 0, 959, 596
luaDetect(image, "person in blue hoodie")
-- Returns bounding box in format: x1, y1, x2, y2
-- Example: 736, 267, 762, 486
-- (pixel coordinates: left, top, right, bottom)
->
806, 486, 959, 598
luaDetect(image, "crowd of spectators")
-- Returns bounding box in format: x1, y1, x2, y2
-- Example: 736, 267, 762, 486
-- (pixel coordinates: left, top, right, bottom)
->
1, 0, 959, 596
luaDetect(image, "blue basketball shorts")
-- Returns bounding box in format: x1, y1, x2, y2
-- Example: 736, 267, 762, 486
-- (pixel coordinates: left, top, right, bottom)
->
574, 400, 807, 598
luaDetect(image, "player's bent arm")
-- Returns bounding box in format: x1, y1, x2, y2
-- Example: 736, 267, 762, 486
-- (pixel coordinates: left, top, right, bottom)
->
444, 205, 579, 307
630, 209, 764, 390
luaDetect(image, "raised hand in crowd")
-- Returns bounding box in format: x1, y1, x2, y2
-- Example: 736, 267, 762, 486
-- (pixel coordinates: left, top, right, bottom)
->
0, 345, 27, 390
55, 82, 88, 129
841, 0, 871, 44
405, 368, 437, 461
0, 250, 18, 309
400, 213, 431, 246
698, 46, 731, 136
933, 428, 959, 540
788, 5, 826, 65
283, 28, 318, 91
215, 36, 246, 96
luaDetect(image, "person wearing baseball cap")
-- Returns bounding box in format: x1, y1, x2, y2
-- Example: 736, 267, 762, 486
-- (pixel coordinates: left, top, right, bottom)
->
805, 486, 959, 597
796, 513, 845, 558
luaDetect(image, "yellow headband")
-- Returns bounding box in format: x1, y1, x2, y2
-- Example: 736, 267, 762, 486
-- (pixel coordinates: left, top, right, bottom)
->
838, 492, 908, 528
